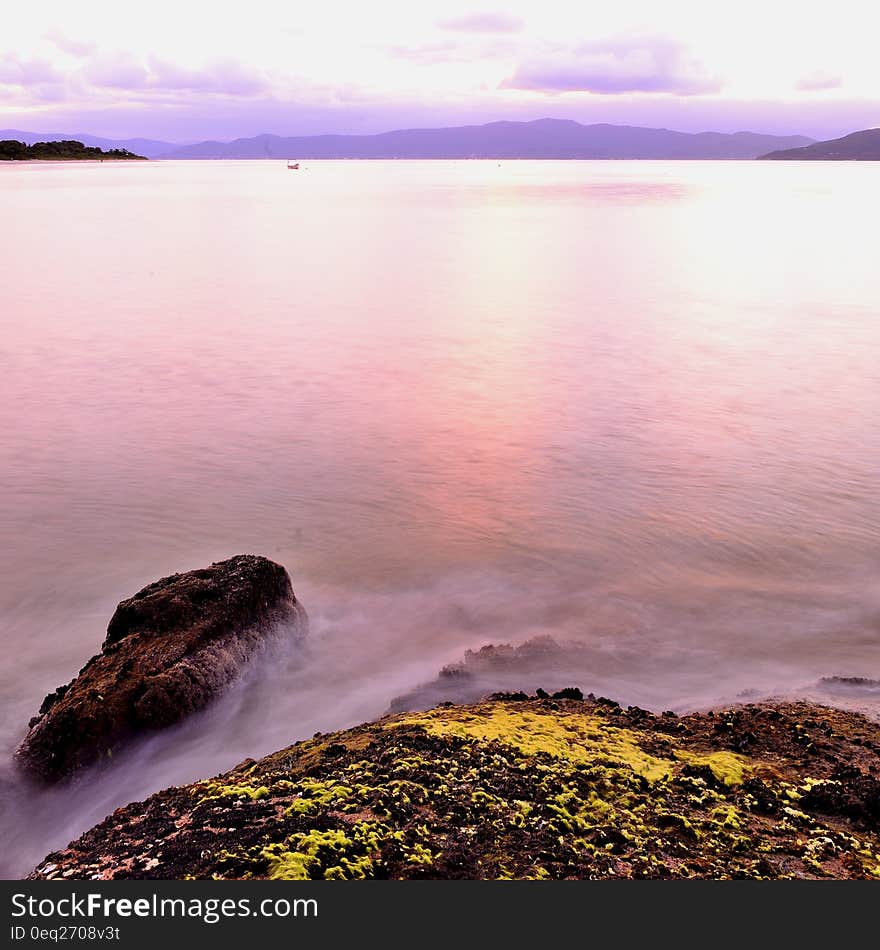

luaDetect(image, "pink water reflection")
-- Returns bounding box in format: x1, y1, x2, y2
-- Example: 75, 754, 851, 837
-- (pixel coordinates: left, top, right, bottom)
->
1, 162, 879, 851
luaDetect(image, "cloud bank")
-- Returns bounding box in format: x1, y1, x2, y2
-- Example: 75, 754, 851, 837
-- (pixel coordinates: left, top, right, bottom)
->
0, 49, 270, 101
0, 52, 64, 86
503, 36, 722, 96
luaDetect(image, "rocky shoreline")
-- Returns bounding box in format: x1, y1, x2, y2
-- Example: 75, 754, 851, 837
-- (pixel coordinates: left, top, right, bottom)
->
29, 694, 880, 880
11, 554, 879, 880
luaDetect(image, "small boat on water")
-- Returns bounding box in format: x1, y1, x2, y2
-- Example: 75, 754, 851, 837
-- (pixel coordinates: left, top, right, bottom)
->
287, 160, 299, 170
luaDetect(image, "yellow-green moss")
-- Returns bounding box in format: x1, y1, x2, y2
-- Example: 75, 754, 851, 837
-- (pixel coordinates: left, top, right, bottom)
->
407, 843, 435, 866
196, 782, 271, 804
675, 750, 749, 786
393, 706, 672, 782
262, 829, 351, 880
261, 821, 400, 880
286, 778, 353, 815
709, 805, 743, 830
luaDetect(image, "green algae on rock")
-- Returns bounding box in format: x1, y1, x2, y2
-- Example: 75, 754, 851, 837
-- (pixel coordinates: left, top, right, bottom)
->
30, 698, 880, 880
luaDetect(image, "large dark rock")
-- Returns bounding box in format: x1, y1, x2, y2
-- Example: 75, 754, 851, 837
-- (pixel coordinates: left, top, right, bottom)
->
16, 555, 306, 783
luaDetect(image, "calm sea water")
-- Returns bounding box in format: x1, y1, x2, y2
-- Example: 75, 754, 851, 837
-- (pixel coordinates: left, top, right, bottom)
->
1, 159, 879, 876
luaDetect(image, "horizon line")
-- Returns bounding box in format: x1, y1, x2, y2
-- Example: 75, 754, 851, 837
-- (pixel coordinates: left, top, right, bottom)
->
0, 115, 831, 148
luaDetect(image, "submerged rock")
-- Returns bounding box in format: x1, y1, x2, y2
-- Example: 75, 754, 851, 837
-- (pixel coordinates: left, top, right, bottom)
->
389, 636, 592, 711
16, 555, 306, 783
818, 676, 880, 696
28, 697, 880, 880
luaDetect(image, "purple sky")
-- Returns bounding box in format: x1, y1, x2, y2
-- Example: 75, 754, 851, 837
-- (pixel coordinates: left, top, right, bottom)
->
2, 3, 878, 143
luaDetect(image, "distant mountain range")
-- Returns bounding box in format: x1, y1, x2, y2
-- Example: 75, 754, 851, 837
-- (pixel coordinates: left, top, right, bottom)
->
163, 120, 813, 160
1, 119, 816, 161
0, 130, 174, 159
759, 128, 880, 160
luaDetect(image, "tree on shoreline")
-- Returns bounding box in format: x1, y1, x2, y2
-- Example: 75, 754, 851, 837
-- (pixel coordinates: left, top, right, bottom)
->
0, 139, 146, 161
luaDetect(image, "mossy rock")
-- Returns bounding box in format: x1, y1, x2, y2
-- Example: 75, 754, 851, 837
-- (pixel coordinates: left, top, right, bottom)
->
30, 698, 880, 880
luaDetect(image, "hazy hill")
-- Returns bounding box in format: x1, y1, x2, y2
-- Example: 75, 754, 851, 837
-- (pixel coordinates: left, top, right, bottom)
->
759, 128, 880, 160
0, 129, 173, 159
164, 119, 813, 160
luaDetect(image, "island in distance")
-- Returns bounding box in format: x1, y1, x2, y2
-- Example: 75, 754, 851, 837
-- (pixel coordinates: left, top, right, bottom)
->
0, 139, 146, 161
759, 128, 880, 160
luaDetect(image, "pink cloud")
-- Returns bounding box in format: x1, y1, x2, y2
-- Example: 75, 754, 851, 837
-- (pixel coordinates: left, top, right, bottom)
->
74, 53, 268, 98
45, 29, 97, 59
82, 53, 149, 89
438, 12, 524, 34
389, 42, 464, 63
796, 71, 842, 92
503, 36, 722, 96
0, 52, 65, 86
146, 57, 269, 96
